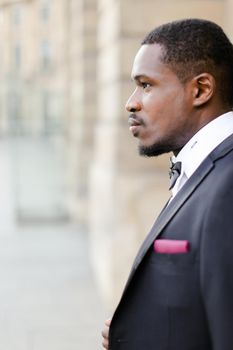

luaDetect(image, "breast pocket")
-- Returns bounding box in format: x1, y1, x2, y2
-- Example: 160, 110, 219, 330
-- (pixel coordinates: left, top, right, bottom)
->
151, 249, 195, 271
146, 248, 198, 307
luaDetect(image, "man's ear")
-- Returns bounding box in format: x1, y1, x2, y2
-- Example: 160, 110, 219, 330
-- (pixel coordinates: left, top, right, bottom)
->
192, 73, 215, 107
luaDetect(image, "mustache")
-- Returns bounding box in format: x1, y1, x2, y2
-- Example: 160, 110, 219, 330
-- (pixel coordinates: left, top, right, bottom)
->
128, 113, 145, 126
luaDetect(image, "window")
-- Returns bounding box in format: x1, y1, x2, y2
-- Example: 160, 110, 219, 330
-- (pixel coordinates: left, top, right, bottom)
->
14, 44, 21, 69
12, 5, 23, 25
40, 0, 50, 21
0, 11, 5, 25
41, 40, 51, 70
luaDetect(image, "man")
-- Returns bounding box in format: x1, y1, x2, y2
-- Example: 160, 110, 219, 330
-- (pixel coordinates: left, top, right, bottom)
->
102, 18, 233, 350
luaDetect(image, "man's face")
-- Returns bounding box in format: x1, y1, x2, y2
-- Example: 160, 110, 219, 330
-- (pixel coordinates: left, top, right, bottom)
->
126, 43, 196, 156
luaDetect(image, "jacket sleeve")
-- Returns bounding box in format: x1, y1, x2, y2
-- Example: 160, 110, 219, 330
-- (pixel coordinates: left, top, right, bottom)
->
200, 186, 233, 350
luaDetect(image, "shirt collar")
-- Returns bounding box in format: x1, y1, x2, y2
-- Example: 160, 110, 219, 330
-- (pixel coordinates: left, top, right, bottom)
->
174, 111, 233, 179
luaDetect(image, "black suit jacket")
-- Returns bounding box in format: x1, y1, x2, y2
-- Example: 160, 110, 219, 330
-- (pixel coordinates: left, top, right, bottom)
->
109, 134, 233, 350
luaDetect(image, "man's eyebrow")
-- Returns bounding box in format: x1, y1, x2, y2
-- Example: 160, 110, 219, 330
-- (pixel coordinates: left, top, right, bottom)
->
131, 74, 150, 82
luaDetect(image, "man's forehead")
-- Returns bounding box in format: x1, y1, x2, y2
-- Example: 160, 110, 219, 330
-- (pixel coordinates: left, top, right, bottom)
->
131, 43, 165, 79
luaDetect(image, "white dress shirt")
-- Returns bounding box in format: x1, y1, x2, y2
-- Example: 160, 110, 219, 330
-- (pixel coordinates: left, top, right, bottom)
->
170, 111, 233, 199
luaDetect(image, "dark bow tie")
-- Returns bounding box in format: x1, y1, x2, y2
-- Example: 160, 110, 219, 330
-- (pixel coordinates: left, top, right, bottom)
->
169, 160, 182, 190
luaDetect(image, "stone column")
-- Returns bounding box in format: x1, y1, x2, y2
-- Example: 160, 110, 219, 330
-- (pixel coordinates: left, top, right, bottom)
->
225, 0, 233, 39
66, 0, 97, 226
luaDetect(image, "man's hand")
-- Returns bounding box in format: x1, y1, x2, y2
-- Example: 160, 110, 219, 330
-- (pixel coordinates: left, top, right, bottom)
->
102, 318, 111, 349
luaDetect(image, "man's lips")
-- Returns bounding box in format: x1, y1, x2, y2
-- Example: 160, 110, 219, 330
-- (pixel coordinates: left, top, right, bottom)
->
128, 116, 143, 136
128, 118, 141, 127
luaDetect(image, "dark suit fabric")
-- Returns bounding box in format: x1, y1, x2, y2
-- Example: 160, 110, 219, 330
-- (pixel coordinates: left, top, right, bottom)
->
109, 134, 233, 350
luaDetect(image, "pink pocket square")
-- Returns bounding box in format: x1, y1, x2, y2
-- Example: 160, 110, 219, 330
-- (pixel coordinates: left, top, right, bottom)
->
153, 239, 190, 254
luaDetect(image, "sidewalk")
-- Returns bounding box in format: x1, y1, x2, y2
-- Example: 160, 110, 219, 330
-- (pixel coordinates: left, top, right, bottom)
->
0, 137, 107, 349
0, 223, 106, 350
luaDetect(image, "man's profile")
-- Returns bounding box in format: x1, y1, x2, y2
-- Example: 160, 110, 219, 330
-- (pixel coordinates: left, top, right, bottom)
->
102, 18, 233, 350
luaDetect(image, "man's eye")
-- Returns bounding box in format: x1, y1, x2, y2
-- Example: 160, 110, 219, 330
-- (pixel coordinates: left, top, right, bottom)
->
141, 82, 150, 89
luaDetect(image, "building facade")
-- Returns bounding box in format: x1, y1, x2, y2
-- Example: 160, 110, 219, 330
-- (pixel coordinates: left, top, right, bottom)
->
0, 0, 69, 222
0, 0, 67, 136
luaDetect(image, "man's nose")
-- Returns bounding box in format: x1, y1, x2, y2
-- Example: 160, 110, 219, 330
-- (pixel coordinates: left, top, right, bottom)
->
125, 92, 141, 112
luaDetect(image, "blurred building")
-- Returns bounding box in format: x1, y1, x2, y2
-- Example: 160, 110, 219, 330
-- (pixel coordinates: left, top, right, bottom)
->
0, 0, 68, 222
1, 0, 233, 308
0, 0, 67, 135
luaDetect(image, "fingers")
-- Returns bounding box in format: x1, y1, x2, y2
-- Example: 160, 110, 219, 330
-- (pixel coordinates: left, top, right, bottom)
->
105, 318, 111, 327
101, 327, 109, 349
102, 318, 112, 349
102, 334, 109, 349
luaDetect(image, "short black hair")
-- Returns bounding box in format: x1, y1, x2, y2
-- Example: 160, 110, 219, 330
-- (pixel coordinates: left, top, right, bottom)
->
142, 18, 233, 107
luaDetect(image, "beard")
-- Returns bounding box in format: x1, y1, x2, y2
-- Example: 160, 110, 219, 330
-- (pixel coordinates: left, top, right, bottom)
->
139, 140, 180, 157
